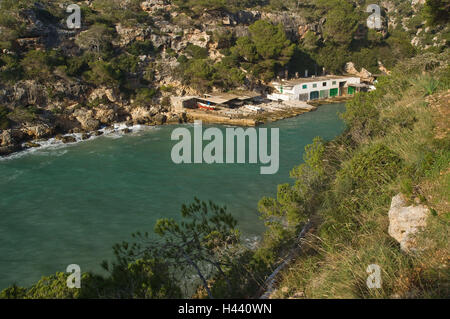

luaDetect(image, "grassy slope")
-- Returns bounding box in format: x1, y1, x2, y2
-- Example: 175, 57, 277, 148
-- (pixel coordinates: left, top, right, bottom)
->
268, 52, 449, 299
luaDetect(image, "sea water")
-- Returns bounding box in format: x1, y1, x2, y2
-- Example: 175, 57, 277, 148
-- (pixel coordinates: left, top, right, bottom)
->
0, 103, 346, 289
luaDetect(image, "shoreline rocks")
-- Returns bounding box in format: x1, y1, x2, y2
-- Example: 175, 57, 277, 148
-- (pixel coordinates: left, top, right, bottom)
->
388, 193, 430, 252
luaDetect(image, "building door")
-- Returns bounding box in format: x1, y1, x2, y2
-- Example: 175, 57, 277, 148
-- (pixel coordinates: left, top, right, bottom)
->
339, 81, 346, 96
330, 88, 338, 97
348, 86, 356, 95
320, 90, 328, 99
310, 91, 319, 100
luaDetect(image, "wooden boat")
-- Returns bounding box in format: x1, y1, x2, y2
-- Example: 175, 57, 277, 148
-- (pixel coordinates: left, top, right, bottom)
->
198, 102, 216, 110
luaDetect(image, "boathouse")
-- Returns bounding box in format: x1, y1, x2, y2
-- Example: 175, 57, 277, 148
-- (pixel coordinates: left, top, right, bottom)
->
196, 92, 261, 110
268, 76, 363, 102
170, 96, 198, 112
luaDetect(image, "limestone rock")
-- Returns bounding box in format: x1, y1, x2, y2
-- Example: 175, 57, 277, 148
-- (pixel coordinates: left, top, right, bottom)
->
1, 129, 27, 150
360, 68, 372, 79
115, 23, 151, 47
89, 87, 118, 103
61, 136, 77, 144
184, 30, 211, 49
345, 62, 359, 75
24, 141, 40, 148
22, 124, 54, 139
345, 62, 374, 82
151, 34, 171, 49
411, 0, 426, 5
166, 113, 182, 124
13, 81, 46, 106
378, 61, 391, 75
73, 109, 101, 131
94, 106, 118, 125
130, 107, 152, 124
141, 0, 169, 12
388, 194, 430, 252
0, 130, 12, 147
0, 144, 22, 156
154, 114, 167, 125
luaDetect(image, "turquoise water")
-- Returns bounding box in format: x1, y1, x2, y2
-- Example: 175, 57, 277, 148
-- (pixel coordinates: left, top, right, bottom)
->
0, 103, 346, 289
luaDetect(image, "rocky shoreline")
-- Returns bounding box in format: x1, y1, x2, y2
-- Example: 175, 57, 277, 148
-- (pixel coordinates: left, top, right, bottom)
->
0, 97, 347, 158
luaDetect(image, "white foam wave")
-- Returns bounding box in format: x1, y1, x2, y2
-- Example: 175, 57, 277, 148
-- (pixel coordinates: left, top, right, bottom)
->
0, 123, 162, 161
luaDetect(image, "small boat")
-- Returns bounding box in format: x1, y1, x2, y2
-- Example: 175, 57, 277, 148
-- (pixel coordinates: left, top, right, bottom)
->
198, 102, 216, 110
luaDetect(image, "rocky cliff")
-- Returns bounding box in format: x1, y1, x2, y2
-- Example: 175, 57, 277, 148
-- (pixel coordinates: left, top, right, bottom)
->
0, 0, 446, 155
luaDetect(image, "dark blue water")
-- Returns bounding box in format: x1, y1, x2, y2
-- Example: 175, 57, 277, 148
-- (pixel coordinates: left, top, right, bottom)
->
0, 103, 346, 289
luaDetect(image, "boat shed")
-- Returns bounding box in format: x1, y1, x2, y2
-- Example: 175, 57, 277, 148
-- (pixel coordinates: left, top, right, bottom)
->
170, 96, 198, 112
199, 91, 262, 109
171, 91, 262, 112
268, 75, 361, 102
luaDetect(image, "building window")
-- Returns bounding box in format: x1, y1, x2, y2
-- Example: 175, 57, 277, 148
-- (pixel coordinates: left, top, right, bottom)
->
313, 84, 317, 88
323, 82, 327, 87
332, 81, 336, 85
302, 84, 307, 89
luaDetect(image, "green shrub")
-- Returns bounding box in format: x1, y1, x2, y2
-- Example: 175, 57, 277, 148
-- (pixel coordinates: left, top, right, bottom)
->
112, 54, 140, 74
126, 40, 154, 56
83, 60, 122, 86
0, 259, 182, 299
335, 144, 403, 198
424, 0, 450, 26
65, 55, 91, 77
0, 105, 11, 129
178, 58, 215, 91
184, 44, 209, 59
0, 55, 23, 82
319, 0, 361, 46
7, 107, 37, 123
418, 75, 440, 96
212, 30, 235, 49
134, 87, 158, 105
20, 50, 64, 81
341, 92, 382, 144
351, 48, 379, 74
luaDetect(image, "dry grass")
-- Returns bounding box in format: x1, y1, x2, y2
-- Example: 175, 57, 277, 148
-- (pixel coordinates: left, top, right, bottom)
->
268, 69, 450, 299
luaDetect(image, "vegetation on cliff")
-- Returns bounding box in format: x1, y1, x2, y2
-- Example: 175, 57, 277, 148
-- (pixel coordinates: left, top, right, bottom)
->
1, 0, 441, 119
0, 0, 448, 299
2, 50, 448, 299
260, 52, 449, 299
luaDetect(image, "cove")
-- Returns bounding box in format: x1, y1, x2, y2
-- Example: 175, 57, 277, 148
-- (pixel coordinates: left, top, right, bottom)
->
0, 103, 346, 290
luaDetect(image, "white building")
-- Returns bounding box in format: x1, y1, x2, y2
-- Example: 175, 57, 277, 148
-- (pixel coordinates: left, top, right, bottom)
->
268, 75, 362, 102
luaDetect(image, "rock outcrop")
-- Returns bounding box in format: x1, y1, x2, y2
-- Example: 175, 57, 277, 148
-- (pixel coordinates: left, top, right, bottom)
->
22, 123, 54, 139
388, 194, 430, 252
89, 87, 119, 104
345, 62, 374, 82
0, 129, 26, 155
94, 105, 118, 125
73, 109, 100, 131
130, 106, 153, 124
115, 23, 151, 47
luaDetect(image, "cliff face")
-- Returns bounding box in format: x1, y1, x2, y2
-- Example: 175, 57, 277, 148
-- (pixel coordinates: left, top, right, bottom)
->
0, 1, 316, 155
0, 0, 446, 155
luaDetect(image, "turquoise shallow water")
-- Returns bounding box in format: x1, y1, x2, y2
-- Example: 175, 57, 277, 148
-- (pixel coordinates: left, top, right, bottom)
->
0, 103, 346, 289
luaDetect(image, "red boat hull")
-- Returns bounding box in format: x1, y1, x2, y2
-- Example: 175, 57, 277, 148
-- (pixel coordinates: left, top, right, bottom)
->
198, 103, 216, 110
